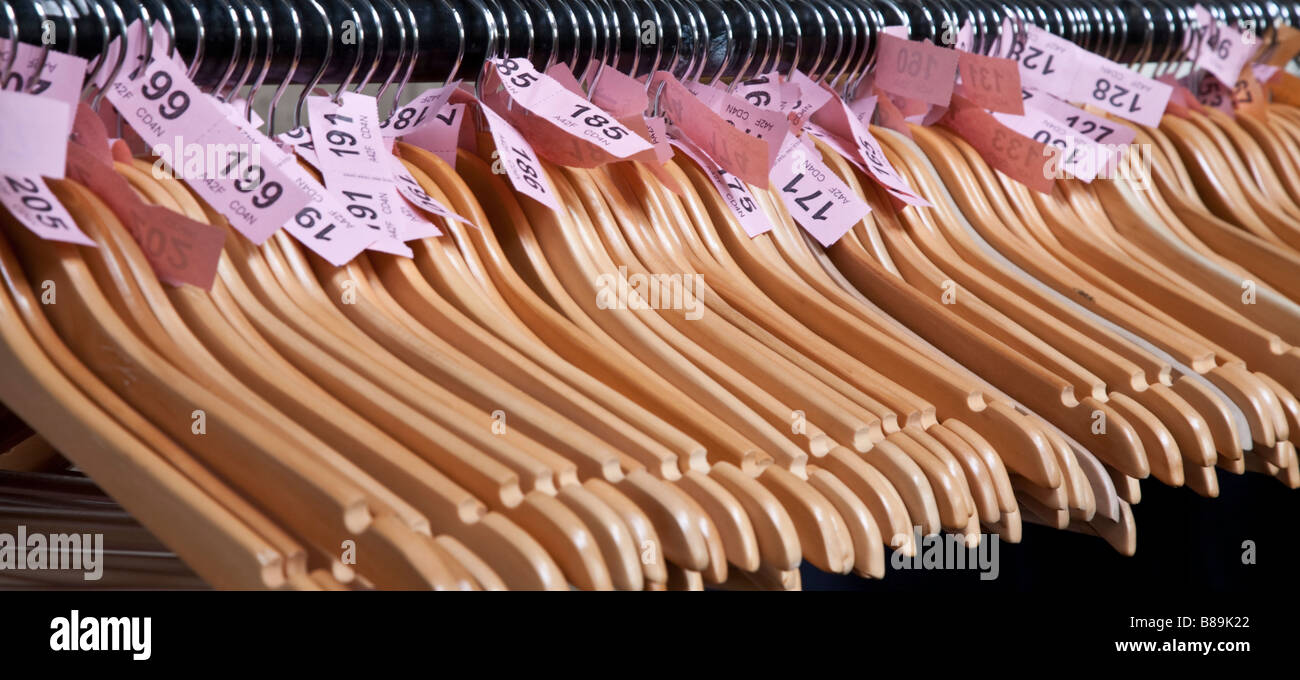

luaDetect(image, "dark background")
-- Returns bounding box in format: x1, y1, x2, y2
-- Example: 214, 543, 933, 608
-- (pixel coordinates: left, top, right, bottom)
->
802, 469, 1299, 592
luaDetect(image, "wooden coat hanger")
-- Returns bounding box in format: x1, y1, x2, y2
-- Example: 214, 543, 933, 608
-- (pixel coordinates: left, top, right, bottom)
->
331, 251, 653, 590
393, 152, 818, 581
1074, 177, 1296, 470
1159, 115, 1295, 246
0, 205, 302, 587
1086, 150, 1300, 436
100, 165, 483, 589
1183, 110, 1300, 250
842, 139, 1103, 515
114, 161, 508, 589
616, 157, 920, 557
140, 161, 585, 588
115, 166, 488, 590
911, 125, 1240, 499
993, 162, 1251, 462
798, 227, 1023, 527
869, 131, 1170, 494
589, 163, 890, 458
378, 162, 704, 480
1133, 127, 1300, 311
452, 133, 847, 574
817, 136, 1149, 484
3, 182, 378, 558
883, 139, 1185, 493
746, 183, 1017, 529
590, 159, 916, 562
1260, 110, 1300, 195
1200, 109, 1300, 225
0, 228, 292, 588
815, 202, 1065, 496
444, 148, 805, 569
252, 231, 617, 590
413, 149, 766, 475
395, 153, 794, 578
866, 128, 1180, 503
895, 125, 1215, 486
384, 151, 816, 582
358, 234, 721, 585
862, 135, 1158, 507
613, 157, 966, 542
633, 156, 990, 538
1055, 177, 1295, 447
658, 157, 999, 514
1231, 110, 1300, 204
1052, 176, 1286, 437
578, 161, 905, 562
650, 152, 1058, 536
797, 168, 1052, 539
180, 139, 636, 588
980, 145, 1279, 456
520, 158, 855, 574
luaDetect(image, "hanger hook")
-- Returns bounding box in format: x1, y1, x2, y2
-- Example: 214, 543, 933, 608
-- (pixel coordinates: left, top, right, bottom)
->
143, 0, 176, 60
294, 0, 331, 125
1075, 3, 1102, 54
209, 0, 242, 98
15, 0, 50, 93
825, 0, 861, 89
772, 0, 801, 78
529, 0, 558, 72
643, 0, 675, 114
266, 0, 301, 134
332, 0, 364, 101
437, 0, 465, 83
222, 0, 257, 103
1133, 2, 1157, 71
91, 0, 128, 109
674, 0, 703, 81
481, 0, 511, 67
700, 0, 733, 84
547, 0, 577, 71
57, 0, 77, 58
909, 0, 939, 42
510, 0, 538, 66
125, 0, 153, 80
812, 0, 843, 82
0, 1, 16, 86
1146, 0, 1178, 77
749, 0, 781, 78
391, 0, 435, 108
927, 0, 956, 45
585, 0, 620, 95
80, 0, 109, 95
724, 0, 759, 90
848, 0, 877, 97
601, 0, 623, 70
638, 0, 667, 79
350, 0, 385, 92
571, 0, 598, 80
796, 0, 827, 79
617, 0, 642, 76
372, 0, 406, 114
179, 0, 204, 79
374, 0, 408, 111
464, 0, 499, 102
243, 0, 274, 122
1110, 0, 1129, 62
844, 0, 874, 95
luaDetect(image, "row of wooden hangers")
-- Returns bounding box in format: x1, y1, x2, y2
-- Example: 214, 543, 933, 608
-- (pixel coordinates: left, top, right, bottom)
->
0, 0, 1297, 589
